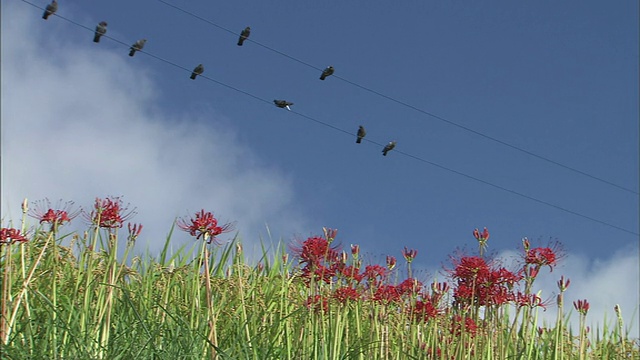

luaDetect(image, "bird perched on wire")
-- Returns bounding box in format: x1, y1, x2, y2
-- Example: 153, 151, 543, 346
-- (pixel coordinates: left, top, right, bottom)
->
274, 100, 293, 111
190, 64, 204, 80
320, 66, 334, 80
382, 141, 396, 156
129, 39, 147, 57
93, 21, 108, 43
237, 27, 251, 46
356, 126, 366, 144
42, 0, 57, 20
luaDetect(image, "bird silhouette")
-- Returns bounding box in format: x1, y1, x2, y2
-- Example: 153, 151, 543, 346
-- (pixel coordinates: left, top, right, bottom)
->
190, 64, 204, 80
274, 100, 293, 111
129, 39, 147, 57
356, 126, 366, 143
237, 27, 251, 46
93, 21, 108, 43
382, 141, 396, 156
320, 66, 334, 80
42, 0, 57, 20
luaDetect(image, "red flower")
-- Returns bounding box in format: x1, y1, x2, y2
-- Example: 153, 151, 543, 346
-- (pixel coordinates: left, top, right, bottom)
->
363, 264, 388, 285
574, 299, 590, 315
450, 315, 478, 336
373, 284, 402, 304
0, 228, 28, 244
398, 278, 423, 295
411, 299, 439, 322
29, 199, 79, 229
350, 244, 360, 257
525, 247, 558, 270
515, 291, 546, 309
473, 227, 490, 241
177, 209, 234, 243
86, 197, 135, 229
557, 276, 571, 292
127, 223, 143, 242
290, 236, 340, 268
402, 247, 418, 263
386, 255, 397, 270
340, 265, 364, 283
333, 286, 360, 304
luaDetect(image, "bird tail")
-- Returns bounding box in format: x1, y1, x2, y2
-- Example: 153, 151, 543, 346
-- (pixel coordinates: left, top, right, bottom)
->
94, 34, 101, 43
190, 73, 197, 80
383, 150, 388, 156
237, 39, 244, 46
129, 49, 135, 56
320, 75, 326, 80
42, 12, 49, 20
356, 138, 362, 144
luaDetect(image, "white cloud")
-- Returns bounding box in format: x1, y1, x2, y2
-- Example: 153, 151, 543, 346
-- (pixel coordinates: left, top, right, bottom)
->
1, 3, 309, 257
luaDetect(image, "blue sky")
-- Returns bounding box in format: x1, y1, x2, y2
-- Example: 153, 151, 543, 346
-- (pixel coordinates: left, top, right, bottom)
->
2, 0, 638, 334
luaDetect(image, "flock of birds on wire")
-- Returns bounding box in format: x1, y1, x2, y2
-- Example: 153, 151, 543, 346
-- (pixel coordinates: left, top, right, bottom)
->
29, 0, 640, 236
41, 0, 398, 157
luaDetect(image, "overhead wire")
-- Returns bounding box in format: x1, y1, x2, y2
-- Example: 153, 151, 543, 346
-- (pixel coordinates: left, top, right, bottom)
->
15, 0, 640, 236
153, 0, 639, 197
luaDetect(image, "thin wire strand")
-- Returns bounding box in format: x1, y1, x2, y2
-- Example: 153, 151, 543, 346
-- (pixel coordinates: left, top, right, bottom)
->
17, 0, 639, 236
154, 0, 639, 196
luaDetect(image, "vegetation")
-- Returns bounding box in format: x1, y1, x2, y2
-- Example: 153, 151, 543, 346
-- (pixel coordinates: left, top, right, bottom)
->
1, 197, 638, 359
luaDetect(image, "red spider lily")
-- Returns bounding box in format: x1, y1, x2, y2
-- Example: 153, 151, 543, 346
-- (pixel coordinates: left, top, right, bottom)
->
398, 278, 423, 295
0, 228, 28, 245
339, 265, 364, 283
515, 292, 547, 309
301, 264, 337, 284
410, 299, 439, 323
431, 281, 450, 295
386, 255, 397, 270
373, 284, 403, 304
363, 264, 388, 285
29, 199, 80, 230
350, 244, 360, 258
449, 255, 521, 307
450, 315, 478, 337
322, 227, 338, 243
86, 197, 135, 229
333, 286, 360, 304
473, 227, 490, 241
177, 209, 234, 244
557, 276, 571, 293
574, 299, 590, 315
402, 247, 418, 263
525, 247, 558, 270
127, 223, 143, 243
290, 236, 341, 268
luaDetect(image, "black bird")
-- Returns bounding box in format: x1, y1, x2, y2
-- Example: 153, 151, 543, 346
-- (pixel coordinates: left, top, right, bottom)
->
356, 126, 366, 144
129, 39, 147, 57
382, 141, 396, 156
320, 66, 334, 80
273, 100, 293, 111
191, 64, 204, 80
42, 0, 57, 20
237, 27, 251, 46
93, 21, 108, 43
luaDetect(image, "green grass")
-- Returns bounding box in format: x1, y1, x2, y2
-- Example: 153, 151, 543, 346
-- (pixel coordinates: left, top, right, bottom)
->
1, 203, 638, 359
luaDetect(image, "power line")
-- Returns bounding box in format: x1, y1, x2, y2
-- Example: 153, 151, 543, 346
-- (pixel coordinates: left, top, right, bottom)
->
15, 0, 640, 236
153, 0, 639, 197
